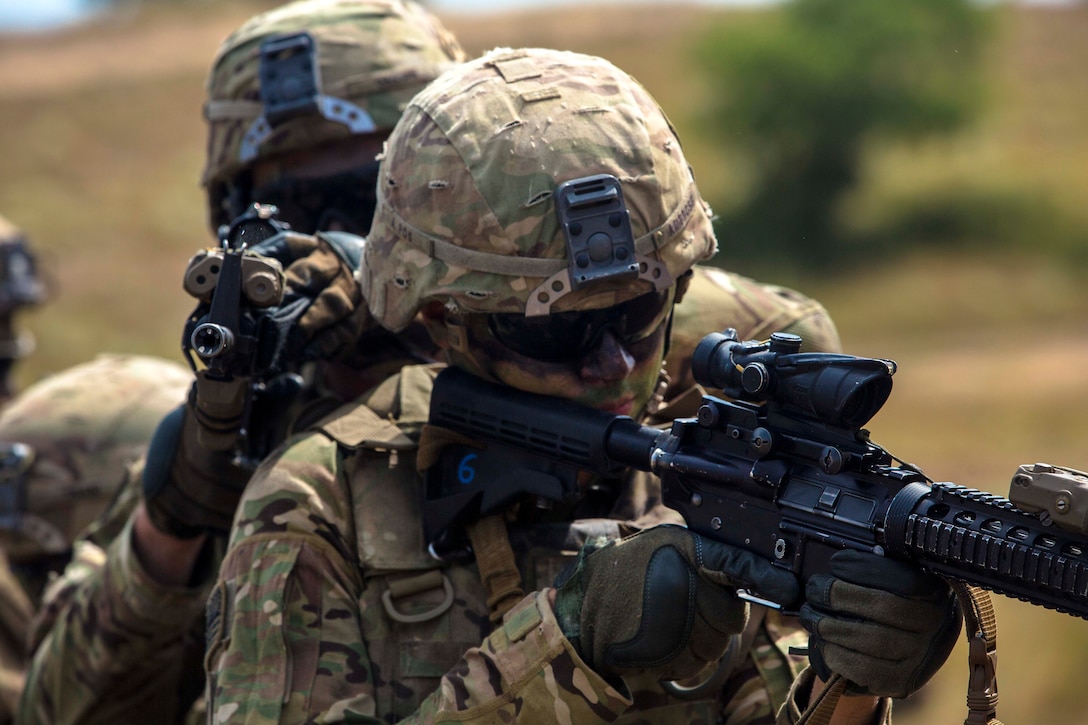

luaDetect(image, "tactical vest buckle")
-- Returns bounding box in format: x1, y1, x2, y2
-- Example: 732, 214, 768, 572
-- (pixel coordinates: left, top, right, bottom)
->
381, 569, 454, 624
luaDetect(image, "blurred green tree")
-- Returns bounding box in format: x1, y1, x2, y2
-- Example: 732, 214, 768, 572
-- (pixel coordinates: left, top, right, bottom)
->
694, 0, 989, 271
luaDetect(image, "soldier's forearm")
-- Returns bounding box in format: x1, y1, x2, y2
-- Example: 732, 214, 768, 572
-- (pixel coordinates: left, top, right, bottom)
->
132, 503, 209, 587
20, 511, 210, 725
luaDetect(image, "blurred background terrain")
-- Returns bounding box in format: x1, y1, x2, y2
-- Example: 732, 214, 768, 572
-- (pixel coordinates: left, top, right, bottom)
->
1, 0, 1086, 721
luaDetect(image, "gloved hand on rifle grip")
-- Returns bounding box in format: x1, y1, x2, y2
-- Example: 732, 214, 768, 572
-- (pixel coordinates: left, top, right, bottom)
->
553, 524, 800, 686
142, 383, 253, 539
799, 549, 962, 699
251, 231, 371, 363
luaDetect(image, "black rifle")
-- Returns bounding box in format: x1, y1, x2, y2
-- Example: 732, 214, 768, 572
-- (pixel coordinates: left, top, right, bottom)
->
425, 329, 1088, 619
180, 204, 303, 469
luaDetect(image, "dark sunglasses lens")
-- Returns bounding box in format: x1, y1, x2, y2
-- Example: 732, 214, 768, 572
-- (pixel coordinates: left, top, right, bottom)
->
487, 311, 594, 362
487, 288, 672, 363
620, 288, 673, 342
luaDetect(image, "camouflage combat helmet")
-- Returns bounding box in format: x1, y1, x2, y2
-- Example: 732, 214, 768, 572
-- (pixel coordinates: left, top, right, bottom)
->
361, 47, 718, 334
0, 355, 191, 565
202, 0, 466, 229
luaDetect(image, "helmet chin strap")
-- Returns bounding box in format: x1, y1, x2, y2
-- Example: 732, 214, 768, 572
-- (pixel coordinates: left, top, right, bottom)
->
644, 367, 671, 420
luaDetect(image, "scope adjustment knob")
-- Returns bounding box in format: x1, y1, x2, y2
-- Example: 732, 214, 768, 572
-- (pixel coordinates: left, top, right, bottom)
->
741, 362, 770, 395
769, 332, 802, 354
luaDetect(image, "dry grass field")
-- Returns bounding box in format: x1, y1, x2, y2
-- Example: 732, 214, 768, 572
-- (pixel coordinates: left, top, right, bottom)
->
1, 2, 1087, 721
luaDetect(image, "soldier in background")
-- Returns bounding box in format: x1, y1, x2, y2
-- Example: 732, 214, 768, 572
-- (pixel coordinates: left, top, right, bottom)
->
0, 218, 192, 725
0, 356, 191, 723
0, 215, 49, 721
17, 2, 466, 723
0, 355, 193, 601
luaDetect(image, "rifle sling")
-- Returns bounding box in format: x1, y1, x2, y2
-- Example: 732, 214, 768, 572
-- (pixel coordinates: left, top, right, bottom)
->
416, 424, 525, 626
465, 514, 526, 626
951, 583, 1002, 725
797, 673, 848, 725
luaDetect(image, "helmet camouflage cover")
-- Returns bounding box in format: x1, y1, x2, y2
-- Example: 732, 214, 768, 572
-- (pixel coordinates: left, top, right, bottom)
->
0, 355, 191, 563
361, 47, 718, 332
202, 0, 466, 197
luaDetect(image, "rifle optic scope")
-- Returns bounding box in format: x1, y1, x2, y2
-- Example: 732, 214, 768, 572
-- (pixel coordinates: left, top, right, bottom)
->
691, 330, 896, 430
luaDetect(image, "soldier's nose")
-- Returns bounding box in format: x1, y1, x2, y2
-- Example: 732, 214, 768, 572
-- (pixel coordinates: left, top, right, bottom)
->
579, 329, 635, 383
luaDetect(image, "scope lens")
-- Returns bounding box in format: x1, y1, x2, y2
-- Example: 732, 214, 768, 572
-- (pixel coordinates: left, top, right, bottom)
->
837, 377, 892, 428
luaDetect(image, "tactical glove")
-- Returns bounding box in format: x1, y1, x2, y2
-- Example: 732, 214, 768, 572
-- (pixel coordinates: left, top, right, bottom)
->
553, 524, 799, 685
250, 231, 371, 363
800, 549, 961, 699
142, 383, 253, 539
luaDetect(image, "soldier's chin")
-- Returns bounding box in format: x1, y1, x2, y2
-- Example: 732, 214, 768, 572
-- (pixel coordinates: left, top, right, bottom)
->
601, 398, 635, 416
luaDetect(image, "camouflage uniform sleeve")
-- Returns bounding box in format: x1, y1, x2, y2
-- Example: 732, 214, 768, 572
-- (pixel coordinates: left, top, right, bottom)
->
206, 434, 631, 724
420, 589, 630, 722
24, 459, 145, 654
0, 550, 34, 724
17, 507, 210, 725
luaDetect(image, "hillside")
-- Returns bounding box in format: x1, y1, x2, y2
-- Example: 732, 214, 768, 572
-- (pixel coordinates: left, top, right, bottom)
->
1, 2, 1087, 722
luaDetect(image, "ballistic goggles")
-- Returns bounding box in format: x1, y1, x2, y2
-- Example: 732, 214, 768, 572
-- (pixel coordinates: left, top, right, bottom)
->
486, 287, 674, 364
